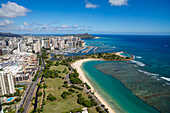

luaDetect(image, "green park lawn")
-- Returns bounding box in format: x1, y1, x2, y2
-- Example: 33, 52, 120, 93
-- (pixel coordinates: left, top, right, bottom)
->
43, 78, 97, 113
50, 65, 69, 77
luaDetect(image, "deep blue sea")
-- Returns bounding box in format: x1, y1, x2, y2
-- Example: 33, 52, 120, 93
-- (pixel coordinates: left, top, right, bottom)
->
83, 35, 170, 80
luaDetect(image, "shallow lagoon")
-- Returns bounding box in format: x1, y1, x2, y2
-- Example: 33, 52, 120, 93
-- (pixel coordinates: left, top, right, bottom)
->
81, 60, 163, 113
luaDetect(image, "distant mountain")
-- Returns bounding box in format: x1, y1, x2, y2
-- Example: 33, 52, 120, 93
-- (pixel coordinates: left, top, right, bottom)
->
66, 33, 95, 39
0, 32, 22, 37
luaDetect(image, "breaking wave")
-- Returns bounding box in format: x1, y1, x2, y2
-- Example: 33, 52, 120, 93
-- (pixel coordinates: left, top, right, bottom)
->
130, 60, 145, 67
135, 56, 142, 59
161, 77, 170, 82
138, 69, 159, 76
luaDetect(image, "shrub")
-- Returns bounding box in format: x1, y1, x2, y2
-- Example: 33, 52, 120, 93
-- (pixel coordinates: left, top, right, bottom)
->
64, 81, 68, 84
61, 91, 72, 99
37, 83, 41, 86
63, 84, 69, 88
77, 94, 82, 97
71, 85, 83, 91
47, 94, 56, 101
85, 83, 91, 89
37, 92, 43, 97
96, 107, 102, 112
61, 93, 67, 99
44, 84, 47, 88
14, 89, 20, 96
88, 95, 92, 99
70, 78, 82, 84
90, 99, 98, 106
82, 100, 92, 107
15, 97, 21, 102
68, 89, 75, 93
18, 107, 24, 113
77, 97, 84, 105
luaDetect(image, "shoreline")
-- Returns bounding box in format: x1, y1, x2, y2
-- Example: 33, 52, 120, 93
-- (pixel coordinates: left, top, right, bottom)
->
71, 59, 115, 113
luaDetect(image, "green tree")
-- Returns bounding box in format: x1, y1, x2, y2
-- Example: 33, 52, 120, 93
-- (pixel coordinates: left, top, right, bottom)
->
82, 100, 92, 107
37, 92, 43, 97
47, 94, 56, 101
18, 107, 25, 113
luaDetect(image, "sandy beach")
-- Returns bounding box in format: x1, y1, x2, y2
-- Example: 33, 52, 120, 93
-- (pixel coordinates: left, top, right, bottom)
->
71, 59, 115, 113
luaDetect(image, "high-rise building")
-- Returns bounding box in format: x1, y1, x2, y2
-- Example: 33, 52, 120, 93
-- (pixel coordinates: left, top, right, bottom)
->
27, 37, 33, 44
37, 39, 41, 52
73, 41, 76, 47
67, 41, 73, 48
0, 71, 15, 96
78, 40, 83, 46
57, 42, 61, 50
44, 40, 49, 48
18, 43, 25, 52
33, 43, 38, 53
33, 40, 41, 53
41, 37, 45, 48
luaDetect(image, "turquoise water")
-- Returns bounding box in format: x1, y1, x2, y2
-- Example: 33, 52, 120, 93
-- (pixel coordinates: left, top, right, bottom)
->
119, 53, 131, 58
19, 87, 23, 90
81, 61, 159, 113
6, 97, 14, 102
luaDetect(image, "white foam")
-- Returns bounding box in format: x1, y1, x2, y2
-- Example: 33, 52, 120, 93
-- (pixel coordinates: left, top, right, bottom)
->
163, 82, 170, 86
138, 69, 159, 76
161, 77, 170, 82
130, 60, 145, 67
135, 56, 142, 59
134, 65, 138, 67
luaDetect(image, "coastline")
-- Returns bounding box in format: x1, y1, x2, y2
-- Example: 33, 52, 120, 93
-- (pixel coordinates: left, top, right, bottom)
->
71, 59, 115, 113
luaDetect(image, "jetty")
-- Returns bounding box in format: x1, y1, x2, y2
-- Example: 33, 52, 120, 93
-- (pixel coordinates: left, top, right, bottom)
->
93, 47, 98, 52
82, 46, 94, 53
74, 46, 87, 53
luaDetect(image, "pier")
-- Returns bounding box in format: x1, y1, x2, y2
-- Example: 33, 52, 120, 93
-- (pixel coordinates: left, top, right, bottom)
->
93, 47, 98, 53
82, 46, 94, 53
74, 46, 87, 53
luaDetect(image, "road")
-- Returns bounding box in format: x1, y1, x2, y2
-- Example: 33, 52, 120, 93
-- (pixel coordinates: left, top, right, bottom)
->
15, 58, 39, 113
65, 65, 107, 112
22, 57, 43, 113
16, 57, 43, 113
33, 58, 45, 112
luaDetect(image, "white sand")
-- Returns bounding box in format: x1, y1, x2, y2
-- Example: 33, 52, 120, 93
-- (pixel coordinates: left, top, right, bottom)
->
71, 59, 115, 113
115, 52, 124, 57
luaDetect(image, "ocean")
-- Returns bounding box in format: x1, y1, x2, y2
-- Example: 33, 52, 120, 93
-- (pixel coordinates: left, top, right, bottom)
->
81, 35, 170, 113
84, 35, 170, 81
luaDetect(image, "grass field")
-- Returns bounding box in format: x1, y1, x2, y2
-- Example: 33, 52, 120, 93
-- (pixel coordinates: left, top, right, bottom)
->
50, 65, 69, 77
43, 78, 97, 113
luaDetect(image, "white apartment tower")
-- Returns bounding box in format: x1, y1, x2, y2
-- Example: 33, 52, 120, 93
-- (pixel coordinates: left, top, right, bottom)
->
18, 43, 25, 52
0, 71, 15, 96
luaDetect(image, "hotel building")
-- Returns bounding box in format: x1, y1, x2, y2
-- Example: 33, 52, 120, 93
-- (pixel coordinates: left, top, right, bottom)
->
0, 71, 15, 96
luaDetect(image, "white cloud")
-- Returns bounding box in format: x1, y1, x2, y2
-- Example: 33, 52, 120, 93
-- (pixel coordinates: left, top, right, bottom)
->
23, 22, 29, 26
108, 0, 128, 6
0, 19, 13, 26
61, 25, 71, 28
0, 1, 30, 19
0, 22, 93, 33
85, 1, 99, 9
60, 25, 79, 28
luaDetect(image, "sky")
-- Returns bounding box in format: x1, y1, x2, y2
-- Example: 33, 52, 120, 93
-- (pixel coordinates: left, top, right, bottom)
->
0, 0, 170, 35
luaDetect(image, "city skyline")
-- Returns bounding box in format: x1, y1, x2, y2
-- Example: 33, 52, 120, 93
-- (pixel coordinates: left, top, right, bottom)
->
0, 0, 170, 35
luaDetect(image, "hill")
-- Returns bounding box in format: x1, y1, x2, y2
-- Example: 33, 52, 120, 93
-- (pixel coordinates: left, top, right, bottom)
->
0, 32, 22, 37
66, 33, 95, 39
